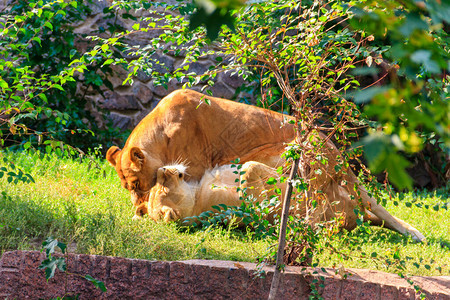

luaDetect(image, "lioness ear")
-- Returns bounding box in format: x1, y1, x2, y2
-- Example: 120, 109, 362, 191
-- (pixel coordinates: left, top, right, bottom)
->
106, 146, 122, 167
130, 147, 145, 171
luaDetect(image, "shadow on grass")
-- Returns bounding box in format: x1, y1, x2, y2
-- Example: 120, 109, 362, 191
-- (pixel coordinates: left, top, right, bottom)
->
0, 191, 198, 261
343, 225, 450, 251
0, 191, 63, 253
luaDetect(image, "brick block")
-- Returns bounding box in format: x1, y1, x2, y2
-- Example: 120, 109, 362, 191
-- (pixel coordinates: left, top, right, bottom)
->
1, 251, 449, 300
167, 262, 193, 298
169, 261, 188, 283
131, 258, 151, 280
340, 279, 362, 300
65, 273, 103, 300
65, 253, 77, 273
148, 261, 169, 296
227, 267, 249, 298
107, 257, 133, 298
305, 273, 325, 296
359, 282, 380, 300
209, 266, 230, 298
380, 284, 398, 300
109, 257, 132, 282
190, 264, 213, 297
321, 277, 342, 300
0, 251, 23, 269
19, 251, 54, 297
398, 287, 415, 300
22, 251, 45, 270
438, 292, 450, 300
247, 270, 272, 299
91, 255, 110, 282
76, 254, 94, 275
0, 270, 21, 296
281, 272, 311, 298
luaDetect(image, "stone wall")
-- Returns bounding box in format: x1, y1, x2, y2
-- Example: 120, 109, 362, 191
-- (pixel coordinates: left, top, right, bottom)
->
71, 1, 246, 130
1, 251, 449, 299
0, 0, 247, 130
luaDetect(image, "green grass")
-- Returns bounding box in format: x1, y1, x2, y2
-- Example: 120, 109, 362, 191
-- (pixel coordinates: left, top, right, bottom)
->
1, 150, 449, 276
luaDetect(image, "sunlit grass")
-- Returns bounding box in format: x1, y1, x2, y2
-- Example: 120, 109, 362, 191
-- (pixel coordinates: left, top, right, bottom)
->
1, 150, 448, 276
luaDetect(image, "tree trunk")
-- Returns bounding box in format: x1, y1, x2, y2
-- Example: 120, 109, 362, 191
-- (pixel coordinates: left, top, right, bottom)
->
268, 157, 300, 300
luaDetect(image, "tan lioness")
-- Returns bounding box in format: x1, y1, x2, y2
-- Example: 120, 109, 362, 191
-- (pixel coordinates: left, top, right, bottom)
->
142, 162, 425, 242
106, 89, 295, 215
106, 89, 425, 242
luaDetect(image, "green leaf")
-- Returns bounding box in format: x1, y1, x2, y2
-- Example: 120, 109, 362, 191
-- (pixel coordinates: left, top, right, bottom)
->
0, 79, 8, 89
32, 37, 42, 46
352, 86, 390, 104
85, 275, 107, 292
42, 237, 66, 256
103, 59, 114, 65
266, 177, 277, 185
26, 174, 35, 183
358, 133, 412, 189
42, 238, 58, 256
410, 50, 440, 73
44, 22, 53, 31
69, 49, 77, 59
38, 93, 47, 102
52, 84, 65, 91
38, 257, 66, 280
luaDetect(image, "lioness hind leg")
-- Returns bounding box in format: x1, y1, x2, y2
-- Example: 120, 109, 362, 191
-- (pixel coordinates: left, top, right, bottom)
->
363, 210, 383, 226
240, 161, 283, 199
359, 187, 426, 242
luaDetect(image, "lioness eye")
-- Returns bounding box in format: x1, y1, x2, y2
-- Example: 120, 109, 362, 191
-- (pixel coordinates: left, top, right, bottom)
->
178, 173, 183, 178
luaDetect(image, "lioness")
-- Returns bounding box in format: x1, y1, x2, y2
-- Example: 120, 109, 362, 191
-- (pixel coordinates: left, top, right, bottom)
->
105, 89, 425, 242
142, 162, 425, 242
106, 89, 295, 215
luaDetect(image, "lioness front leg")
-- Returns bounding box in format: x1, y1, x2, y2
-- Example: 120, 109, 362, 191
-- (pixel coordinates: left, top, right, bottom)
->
160, 205, 181, 222
133, 202, 149, 220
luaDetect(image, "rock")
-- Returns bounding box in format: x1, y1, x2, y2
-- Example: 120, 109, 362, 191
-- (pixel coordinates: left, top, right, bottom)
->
101, 91, 141, 110
221, 71, 245, 89
132, 83, 154, 104
136, 69, 153, 83
188, 60, 213, 76
108, 112, 133, 129
134, 52, 176, 81
150, 52, 176, 73
150, 78, 181, 97
209, 82, 235, 99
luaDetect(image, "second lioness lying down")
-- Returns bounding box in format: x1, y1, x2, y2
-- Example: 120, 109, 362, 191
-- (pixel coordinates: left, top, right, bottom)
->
137, 162, 425, 242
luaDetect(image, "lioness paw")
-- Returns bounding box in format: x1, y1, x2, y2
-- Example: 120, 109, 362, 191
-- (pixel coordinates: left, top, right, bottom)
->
408, 227, 426, 243
161, 206, 181, 222
132, 214, 143, 221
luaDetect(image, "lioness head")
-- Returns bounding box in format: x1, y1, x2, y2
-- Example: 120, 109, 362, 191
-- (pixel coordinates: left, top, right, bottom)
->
106, 146, 163, 209
147, 164, 195, 222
